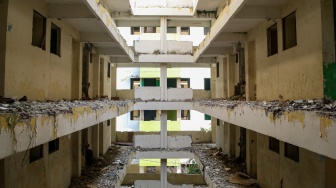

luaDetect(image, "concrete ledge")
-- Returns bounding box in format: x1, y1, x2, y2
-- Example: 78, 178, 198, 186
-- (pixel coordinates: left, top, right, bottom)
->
0, 102, 134, 160
135, 151, 194, 159
134, 135, 192, 148
193, 102, 336, 160
134, 102, 193, 110
123, 174, 206, 185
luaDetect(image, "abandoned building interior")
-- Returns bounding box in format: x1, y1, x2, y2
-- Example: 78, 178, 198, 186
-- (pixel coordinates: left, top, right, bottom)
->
1, 0, 336, 187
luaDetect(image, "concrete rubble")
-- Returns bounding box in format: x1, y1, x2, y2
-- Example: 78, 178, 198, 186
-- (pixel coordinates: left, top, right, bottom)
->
69, 145, 258, 188
0, 98, 133, 121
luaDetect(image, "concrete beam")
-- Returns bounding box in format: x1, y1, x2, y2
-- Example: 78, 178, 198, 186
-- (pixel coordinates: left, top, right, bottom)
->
135, 151, 193, 159
47, 4, 95, 19
83, 0, 135, 61
97, 47, 126, 56
203, 47, 233, 56
193, 0, 247, 62
214, 32, 247, 43
136, 54, 194, 63
80, 32, 115, 43
115, 63, 211, 68
0, 102, 133, 160
234, 6, 281, 20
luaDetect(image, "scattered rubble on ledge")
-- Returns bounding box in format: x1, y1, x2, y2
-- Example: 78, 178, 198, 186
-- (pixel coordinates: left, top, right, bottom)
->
197, 98, 336, 119
70, 145, 134, 188
69, 145, 257, 188
0, 98, 133, 121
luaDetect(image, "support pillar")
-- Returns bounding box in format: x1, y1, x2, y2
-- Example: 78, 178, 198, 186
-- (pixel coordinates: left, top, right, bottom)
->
160, 159, 167, 188
160, 64, 168, 101
111, 63, 117, 98
161, 110, 168, 149
71, 130, 82, 178
92, 54, 100, 98
160, 17, 167, 54
245, 41, 256, 101
92, 124, 99, 158
227, 55, 236, 98
111, 118, 117, 143
71, 40, 82, 99
0, 0, 8, 97
215, 57, 226, 98
0, 158, 5, 188
229, 123, 236, 158
223, 122, 230, 154
246, 130, 257, 178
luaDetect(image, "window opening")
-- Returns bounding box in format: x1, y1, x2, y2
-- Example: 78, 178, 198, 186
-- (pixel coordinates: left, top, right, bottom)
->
285, 142, 299, 162
32, 10, 46, 50
269, 137, 280, 153
283, 12, 297, 50
50, 23, 61, 56
181, 27, 190, 35
267, 23, 278, 56
49, 138, 59, 154
30, 145, 43, 163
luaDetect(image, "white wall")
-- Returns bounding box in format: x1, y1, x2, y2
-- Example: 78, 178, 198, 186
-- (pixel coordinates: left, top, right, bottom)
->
117, 68, 140, 89
116, 113, 139, 131
180, 68, 210, 89
181, 110, 211, 131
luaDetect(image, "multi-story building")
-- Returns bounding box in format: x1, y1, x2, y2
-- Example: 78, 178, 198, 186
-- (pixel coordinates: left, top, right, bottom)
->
0, 0, 336, 187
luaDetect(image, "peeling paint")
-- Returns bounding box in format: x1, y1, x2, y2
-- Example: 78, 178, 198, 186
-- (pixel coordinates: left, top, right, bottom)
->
284, 111, 306, 128
320, 116, 332, 141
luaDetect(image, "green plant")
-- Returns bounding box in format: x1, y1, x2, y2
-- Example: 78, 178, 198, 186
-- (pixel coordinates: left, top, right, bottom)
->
187, 160, 201, 174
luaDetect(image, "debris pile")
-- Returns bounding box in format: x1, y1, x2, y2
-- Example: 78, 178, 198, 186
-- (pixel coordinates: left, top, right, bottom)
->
197, 98, 336, 119
70, 145, 134, 188
192, 144, 259, 188
0, 99, 133, 121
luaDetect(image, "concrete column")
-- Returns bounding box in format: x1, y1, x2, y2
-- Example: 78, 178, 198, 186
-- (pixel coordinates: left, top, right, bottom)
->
111, 118, 117, 143
245, 41, 256, 101
223, 122, 229, 154
140, 166, 145, 173
215, 57, 225, 98
160, 64, 168, 101
326, 157, 336, 187
229, 123, 236, 158
99, 122, 103, 155
92, 54, 100, 98
210, 65, 217, 99
92, 124, 99, 158
71, 40, 82, 100
0, 158, 5, 188
0, 0, 8, 97
321, 0, 336, 100
246, 130, 257, 178
160, 17, 167, 53
160, 110, 168, 149
227, 55, 236, 98
111, 64, 117, 97
211, 117, 216, 143
160, 159, 168, 188
71, 130, 82, 178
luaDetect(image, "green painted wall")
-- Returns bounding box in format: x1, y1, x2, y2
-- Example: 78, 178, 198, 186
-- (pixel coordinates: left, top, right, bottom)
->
167, 110, 177, 121
324, 62, 336, 100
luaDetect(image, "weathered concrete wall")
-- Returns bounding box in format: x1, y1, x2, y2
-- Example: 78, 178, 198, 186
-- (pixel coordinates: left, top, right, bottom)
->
123, 173, 206, 185
167, 88, 192, 100
193, 89, 211, 100
117, 131, 212, 143
3, 136, 72, 188
257, 134, 325, 188
193, 102, 336, 160
117, 89, 134, 100
0, 0, 8, 96
4, 0, 80, 101
134, 135, 192, 148
0, 102, 133, 160
99, 121, 111, 155
100, 56, 112, 98
135, 87, 161, 100
248, 0, 323, 100
134, 180, 193, 188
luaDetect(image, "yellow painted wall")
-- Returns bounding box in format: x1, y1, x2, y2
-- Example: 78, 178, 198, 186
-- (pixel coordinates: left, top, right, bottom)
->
248, 0, 323, 100
140, 68, 181, 78
140, 159, 180, 167
4, 0, 79, 101
139, 121, 181, 132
